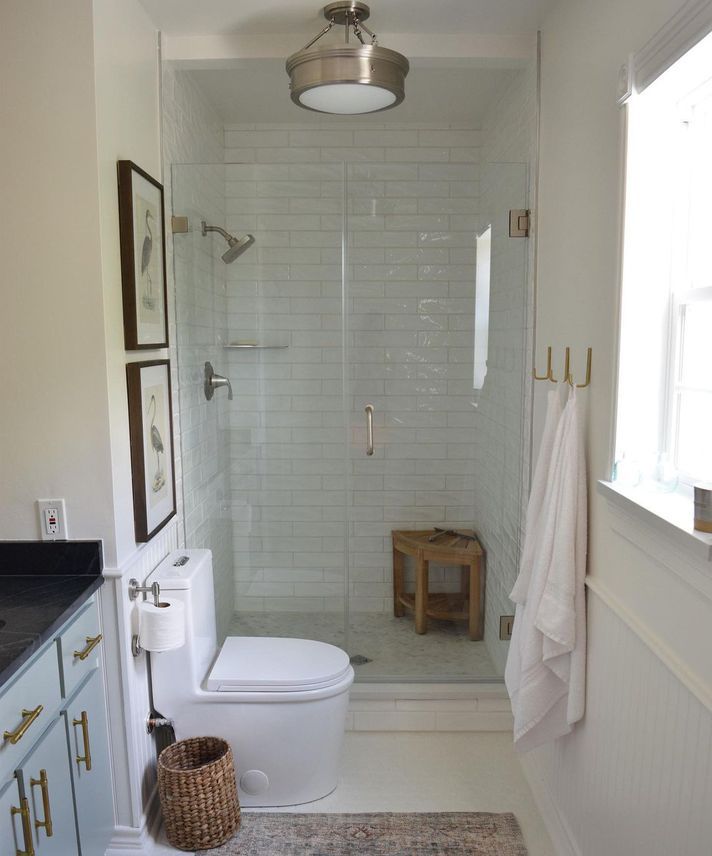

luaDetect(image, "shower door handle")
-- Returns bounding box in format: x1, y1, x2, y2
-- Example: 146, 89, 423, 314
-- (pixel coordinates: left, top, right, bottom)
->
365, 404, 374, 456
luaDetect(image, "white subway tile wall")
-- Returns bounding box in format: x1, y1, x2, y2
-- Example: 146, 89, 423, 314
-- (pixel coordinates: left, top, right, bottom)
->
164, 68, 535, 674
221, 91, 534, 675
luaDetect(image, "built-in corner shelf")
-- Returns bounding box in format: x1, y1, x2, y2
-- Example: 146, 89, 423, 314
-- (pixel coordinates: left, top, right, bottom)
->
224, 342, 289, 350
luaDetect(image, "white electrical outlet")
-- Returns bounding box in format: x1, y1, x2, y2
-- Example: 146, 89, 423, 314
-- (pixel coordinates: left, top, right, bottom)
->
37, 499, 68, 541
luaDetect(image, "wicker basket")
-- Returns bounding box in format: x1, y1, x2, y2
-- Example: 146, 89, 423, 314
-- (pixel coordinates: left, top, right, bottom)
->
158, 736, 240, 851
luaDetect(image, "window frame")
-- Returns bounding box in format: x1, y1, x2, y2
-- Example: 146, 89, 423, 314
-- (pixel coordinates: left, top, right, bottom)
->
660, 78, 712, 486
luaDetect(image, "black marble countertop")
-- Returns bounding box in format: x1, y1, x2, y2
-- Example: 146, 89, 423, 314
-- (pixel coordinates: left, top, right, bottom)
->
0, 541, 104, 689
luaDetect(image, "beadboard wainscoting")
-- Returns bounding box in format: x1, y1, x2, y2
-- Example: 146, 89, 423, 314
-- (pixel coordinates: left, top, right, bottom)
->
521, 587, 712, 856
102, 519, 180, 851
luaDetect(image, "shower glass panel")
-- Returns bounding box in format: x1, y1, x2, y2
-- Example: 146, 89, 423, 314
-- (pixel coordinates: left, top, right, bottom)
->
171, 164, 235, 642
173, 161, 350, 651
172, 156, 530, 682
343, 161, 529, 680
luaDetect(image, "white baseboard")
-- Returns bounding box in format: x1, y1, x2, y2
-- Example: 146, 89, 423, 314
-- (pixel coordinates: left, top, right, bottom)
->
518, 753, 582, 856
105, 789, 169, 855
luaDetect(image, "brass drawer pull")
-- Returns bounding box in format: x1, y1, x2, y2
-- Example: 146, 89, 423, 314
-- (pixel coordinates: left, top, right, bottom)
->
3, 705, 43, 745
74, 633, 103, 661
30, 769, 53, 837
73, 711, 92, 771
11, 797, 35, 856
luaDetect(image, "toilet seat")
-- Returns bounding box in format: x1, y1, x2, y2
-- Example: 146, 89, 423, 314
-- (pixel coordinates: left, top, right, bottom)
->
206, 636, 351, 692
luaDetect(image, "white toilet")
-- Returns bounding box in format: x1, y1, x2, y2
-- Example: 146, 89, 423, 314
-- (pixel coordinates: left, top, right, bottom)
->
146, 549, 354, 807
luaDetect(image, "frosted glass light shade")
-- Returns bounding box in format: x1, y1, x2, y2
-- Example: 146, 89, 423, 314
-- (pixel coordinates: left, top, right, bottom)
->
286, 44, 408, 115
298, 83, 397, 114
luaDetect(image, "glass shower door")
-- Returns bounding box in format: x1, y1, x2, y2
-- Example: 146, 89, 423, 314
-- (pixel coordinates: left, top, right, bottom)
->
343, 160, 530, 680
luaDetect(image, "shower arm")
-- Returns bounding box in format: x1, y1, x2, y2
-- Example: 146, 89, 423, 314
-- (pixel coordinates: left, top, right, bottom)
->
201, 222, 233, 243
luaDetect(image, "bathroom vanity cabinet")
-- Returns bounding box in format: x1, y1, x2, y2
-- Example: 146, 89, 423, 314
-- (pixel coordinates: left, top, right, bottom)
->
0, 596, 113, 856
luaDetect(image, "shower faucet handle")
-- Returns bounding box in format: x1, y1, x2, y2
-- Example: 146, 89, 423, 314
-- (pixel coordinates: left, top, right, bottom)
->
204, 361, 233, 401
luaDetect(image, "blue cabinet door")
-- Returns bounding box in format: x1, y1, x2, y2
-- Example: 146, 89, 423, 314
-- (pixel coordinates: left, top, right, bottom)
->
19, 715, 79, 855
0, 776, 26, 855
63, 669, 114, 856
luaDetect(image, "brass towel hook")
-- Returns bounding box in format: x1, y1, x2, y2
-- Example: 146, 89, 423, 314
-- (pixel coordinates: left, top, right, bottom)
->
533, 345, 592, 387
533, 346, 553, 381
576, 348, 592, 388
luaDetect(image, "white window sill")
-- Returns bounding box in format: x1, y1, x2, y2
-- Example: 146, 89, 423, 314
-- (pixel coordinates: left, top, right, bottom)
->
598, 480, 712, 599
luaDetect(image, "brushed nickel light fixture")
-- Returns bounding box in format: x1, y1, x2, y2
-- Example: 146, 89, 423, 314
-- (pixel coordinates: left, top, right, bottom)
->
286, 2, 409, 115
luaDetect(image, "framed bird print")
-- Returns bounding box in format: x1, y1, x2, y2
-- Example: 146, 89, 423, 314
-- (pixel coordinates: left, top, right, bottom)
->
117, 160, 169, 349
126, 360, 176, 542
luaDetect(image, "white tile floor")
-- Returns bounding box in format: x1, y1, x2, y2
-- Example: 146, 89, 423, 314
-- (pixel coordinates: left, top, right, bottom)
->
153, 732, 552, 855
231, 612, 499, 680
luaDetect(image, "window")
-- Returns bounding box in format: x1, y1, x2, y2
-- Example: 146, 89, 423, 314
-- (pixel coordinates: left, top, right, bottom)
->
615, 32, 712, 490
473, 225, 491, 390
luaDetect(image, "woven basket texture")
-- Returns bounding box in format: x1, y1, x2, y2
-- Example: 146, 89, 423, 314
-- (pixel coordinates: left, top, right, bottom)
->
158, 736, 240, 851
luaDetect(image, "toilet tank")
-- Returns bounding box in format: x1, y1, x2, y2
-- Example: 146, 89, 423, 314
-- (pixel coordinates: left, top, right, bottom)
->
146, 549, 217, 692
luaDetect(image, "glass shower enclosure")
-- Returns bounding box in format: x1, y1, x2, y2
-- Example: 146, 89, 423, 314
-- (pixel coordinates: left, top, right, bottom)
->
171, 157, 531, 683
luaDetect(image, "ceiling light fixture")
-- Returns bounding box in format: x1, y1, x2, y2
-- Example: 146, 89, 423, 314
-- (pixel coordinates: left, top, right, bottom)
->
286, 2, 409, 115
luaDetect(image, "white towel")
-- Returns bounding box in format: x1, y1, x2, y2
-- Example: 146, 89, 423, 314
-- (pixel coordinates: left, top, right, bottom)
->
505, 389, 562, 714
505, 389, 587, 752
510, 389, 563, 604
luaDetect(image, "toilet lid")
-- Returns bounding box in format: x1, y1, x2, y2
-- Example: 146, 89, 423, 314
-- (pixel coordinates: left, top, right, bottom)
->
206, 637, 352, 692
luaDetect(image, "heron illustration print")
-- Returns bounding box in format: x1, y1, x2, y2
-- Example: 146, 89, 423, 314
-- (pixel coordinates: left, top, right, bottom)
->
144, 383, 167, 506
134, 191, 162, 326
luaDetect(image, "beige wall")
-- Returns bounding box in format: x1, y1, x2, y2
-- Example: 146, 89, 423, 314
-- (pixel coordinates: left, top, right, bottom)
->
537, 0, 711, 691
530, 0, 712, 851
0, 0, 117, 558
0, 0, 163, 570
92, 0, 162, 568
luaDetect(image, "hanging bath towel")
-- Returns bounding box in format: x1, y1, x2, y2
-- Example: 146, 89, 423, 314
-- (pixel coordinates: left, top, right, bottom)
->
505, 389, 562, 709
505, 389, 587, 753
510, 388, 563, 603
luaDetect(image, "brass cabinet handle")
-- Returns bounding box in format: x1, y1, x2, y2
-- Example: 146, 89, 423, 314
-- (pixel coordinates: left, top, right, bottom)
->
73, 711, 92, 771
11, 797, 35, 856
30, 769, 53, 837
3, 705, 43, 745
74, 633, 103, 661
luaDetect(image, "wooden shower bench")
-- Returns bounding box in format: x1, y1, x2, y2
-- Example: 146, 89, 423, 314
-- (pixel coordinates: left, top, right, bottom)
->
391, 529, 484, 640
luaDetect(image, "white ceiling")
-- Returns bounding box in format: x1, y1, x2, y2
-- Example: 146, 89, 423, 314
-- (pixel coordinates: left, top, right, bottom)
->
188, 60, 517, 124
140, 0, 554, 36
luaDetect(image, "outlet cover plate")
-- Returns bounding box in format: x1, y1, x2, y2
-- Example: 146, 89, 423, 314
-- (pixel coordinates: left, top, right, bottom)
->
37, 498, 68, 541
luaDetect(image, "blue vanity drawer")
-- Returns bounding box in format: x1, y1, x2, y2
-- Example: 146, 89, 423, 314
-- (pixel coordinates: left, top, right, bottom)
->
0, 642, 62, 784
59, 598, 102, 699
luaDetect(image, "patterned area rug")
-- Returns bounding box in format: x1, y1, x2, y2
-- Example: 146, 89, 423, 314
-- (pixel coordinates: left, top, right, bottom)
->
198, 812, 528, 854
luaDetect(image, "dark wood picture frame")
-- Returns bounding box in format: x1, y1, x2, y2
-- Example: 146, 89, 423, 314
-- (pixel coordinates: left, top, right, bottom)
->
126, 360, 176, 542
117, 160, 169, 349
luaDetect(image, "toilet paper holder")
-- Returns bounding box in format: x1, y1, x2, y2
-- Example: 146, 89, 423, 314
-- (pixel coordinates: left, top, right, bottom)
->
129, 578, 161, 606
129, 578, 162, 657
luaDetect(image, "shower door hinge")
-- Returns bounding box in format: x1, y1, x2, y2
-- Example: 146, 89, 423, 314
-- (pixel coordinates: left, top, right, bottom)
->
509, 209, 530, 238
171, 215, 189, 233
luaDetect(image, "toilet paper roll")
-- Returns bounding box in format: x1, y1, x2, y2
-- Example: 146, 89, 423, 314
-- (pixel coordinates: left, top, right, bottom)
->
138, 599, 185, 652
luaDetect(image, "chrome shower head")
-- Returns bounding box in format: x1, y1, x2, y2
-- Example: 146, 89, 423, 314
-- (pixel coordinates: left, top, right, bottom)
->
201, 221, 255, 264
221, 233, 255, 264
